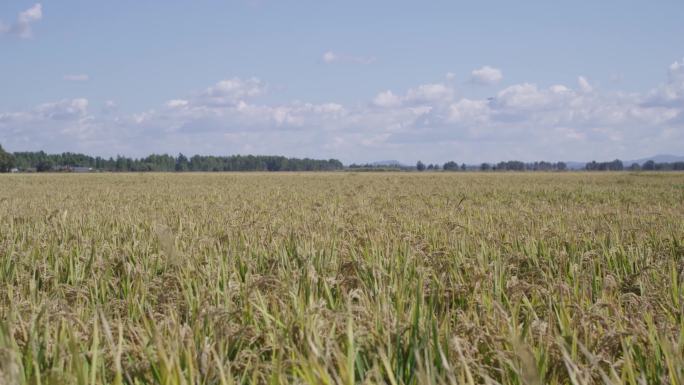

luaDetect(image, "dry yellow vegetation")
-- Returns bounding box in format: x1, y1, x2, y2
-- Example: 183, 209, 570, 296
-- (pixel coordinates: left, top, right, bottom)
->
1, 172, 684, 384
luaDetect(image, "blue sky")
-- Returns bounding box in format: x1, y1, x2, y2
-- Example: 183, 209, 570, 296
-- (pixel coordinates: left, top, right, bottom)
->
1, 0, 683, 164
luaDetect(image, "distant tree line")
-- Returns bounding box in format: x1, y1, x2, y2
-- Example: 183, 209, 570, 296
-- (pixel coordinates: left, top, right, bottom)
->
585, 159, 684, 171
434, 160, 568, 171
427, 159, 684, 172
348, 163, 407, 171
585, 159, 624, 171
626, 160, 684, 171
2, 143, 684, 173
6, 150, 344, 172
492, 161, 567, 171
416, 161, 444, 171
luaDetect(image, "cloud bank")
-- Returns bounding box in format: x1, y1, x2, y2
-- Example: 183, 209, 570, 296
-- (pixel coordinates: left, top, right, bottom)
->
1, 59, 683, 163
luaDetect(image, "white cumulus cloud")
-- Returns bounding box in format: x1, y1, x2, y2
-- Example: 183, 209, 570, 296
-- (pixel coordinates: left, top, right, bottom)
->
35, 98, 89, 120
166, 99, 189, 109
372, 83, 455, 109
644, 58, 684, 108
1, 4, 43, 39
199, 77, 267, 106
406, 83, 454, 104
578, 76, 594, 93
373, 91, 402, 108
470, 66, 503, 85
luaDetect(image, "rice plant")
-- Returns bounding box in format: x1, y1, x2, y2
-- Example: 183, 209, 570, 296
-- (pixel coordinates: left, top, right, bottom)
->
1, 172, 683, 384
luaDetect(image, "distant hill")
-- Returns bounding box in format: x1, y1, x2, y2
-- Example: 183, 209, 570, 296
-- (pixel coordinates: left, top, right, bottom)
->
623, 154, 684, 166
564, 161, 586, 170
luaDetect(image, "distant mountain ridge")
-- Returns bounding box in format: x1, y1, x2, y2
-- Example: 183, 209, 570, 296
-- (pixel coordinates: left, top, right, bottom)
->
623, 154, 684, 165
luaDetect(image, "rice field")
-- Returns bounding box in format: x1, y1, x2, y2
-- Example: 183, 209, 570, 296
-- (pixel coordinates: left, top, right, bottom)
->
1, 172, 684, 384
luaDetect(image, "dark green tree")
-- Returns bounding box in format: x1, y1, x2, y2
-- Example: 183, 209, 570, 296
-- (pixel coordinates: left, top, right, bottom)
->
443, 161, 459, 171
642, 160, 655, 171
36, 159, 54, 172
176, 153, 189, 171
0, 144, 15, 172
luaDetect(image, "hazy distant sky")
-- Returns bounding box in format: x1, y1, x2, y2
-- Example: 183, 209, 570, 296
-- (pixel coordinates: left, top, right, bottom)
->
1, 0, 683, 163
